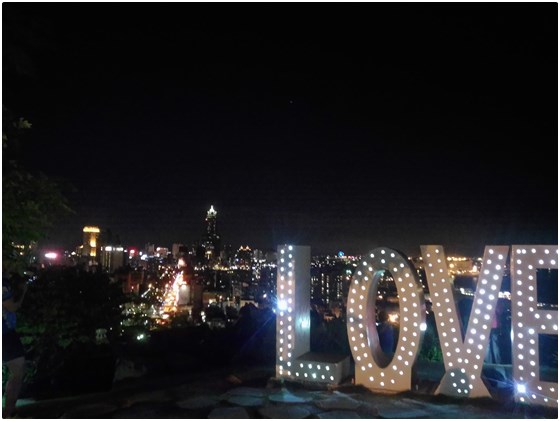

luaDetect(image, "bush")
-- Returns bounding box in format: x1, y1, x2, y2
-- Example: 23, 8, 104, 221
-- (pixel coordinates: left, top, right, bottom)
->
16, 267, 125, 398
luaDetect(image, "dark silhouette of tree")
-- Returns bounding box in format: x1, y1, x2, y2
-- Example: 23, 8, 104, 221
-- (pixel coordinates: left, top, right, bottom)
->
2, 108, 73, 273
17, 267, 126, 397
3, 6, 73, 273
205, 304, 226, 320
229, 303, 276, 364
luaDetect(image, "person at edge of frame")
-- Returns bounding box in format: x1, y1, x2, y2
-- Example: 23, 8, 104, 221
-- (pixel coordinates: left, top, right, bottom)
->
2, 273, 28, 419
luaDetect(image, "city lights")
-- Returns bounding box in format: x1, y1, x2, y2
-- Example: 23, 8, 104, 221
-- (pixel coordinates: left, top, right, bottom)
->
36, 210, 559, 408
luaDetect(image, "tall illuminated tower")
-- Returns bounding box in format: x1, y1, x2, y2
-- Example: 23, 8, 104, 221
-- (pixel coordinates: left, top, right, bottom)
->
82, 226, 100, 258
206, 205, 217, 239
203, 205, 221, 263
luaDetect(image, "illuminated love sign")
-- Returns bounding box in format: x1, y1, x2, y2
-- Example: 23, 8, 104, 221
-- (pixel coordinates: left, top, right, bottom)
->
275, 244, 558, 408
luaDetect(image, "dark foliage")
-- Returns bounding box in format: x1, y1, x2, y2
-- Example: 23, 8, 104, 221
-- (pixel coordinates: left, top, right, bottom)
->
16, 267, 125, 398
2, 107, 73, 274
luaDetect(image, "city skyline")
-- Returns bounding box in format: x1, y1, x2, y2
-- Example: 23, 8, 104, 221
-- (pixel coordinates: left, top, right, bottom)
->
3, 4, 557, 257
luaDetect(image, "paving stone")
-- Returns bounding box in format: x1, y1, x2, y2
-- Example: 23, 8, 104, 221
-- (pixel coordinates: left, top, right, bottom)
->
225, 387, 269, 397
268, 389, 313, 403
401, 397, 431, 407
357, 401, 379, 417
317, 410, 362, 418
176, 395, 220, 410
226, 395, 266, 407
293, 403, 324, 416
377, 407, 432, 418
259, 405, 311, 418
315, 395, 362, 410
307, 390, 332, 399
289, 390, 317, 401
388, 399, 420, 408
61, 403, 119, 418
208, 406, 250, 418
419, 402, 463, 416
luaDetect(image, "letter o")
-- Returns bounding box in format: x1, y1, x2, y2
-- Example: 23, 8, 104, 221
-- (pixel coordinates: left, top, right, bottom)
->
347, 247, 425, 392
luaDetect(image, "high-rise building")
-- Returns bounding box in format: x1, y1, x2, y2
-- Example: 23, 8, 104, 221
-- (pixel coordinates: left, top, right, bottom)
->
234, 246, 252, 269
100, 245, 125, 273
145, 243, 155, 256
202, 205, 221, 263
172, 243, 184, 259
155, 247, 169, 257
206, 205, 217, 238
310, 255, 353, 306
82, 226, 100, 259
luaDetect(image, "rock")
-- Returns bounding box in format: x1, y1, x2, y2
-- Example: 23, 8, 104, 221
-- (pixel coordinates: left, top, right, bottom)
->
317, 410, 362, 418
208, 406, 250, 418
259, 405, 311, 418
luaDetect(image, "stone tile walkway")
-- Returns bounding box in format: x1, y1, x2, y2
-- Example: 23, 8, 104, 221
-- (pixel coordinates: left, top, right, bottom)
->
12, 367, 558, 419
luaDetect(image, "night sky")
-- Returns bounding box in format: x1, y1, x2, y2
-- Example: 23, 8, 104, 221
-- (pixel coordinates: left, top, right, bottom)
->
3, 3, 558, 257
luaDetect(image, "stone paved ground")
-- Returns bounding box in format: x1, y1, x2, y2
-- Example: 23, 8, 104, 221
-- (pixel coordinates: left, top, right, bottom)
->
13, 366, 558, 419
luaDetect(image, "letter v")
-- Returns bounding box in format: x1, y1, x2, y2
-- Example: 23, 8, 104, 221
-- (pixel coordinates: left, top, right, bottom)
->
421, 245, 508, 398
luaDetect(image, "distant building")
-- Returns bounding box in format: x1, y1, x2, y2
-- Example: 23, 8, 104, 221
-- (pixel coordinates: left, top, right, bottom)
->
234, 246, 252, 269
256, 264, 276, 301
145, 243, 155, 256
446, 256, 481, 276
220, 244, 233, 266
202, 205, 222, 265
264, 249, 277, 263
124, 269, 144, 295
172, 243, 184, 259
310, 255, 354, 306
155, 247, 169, 258
127, 248, 139, 267
101, 245, 125, 273
82, 226, 101, 266
253, 249, 263, 261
